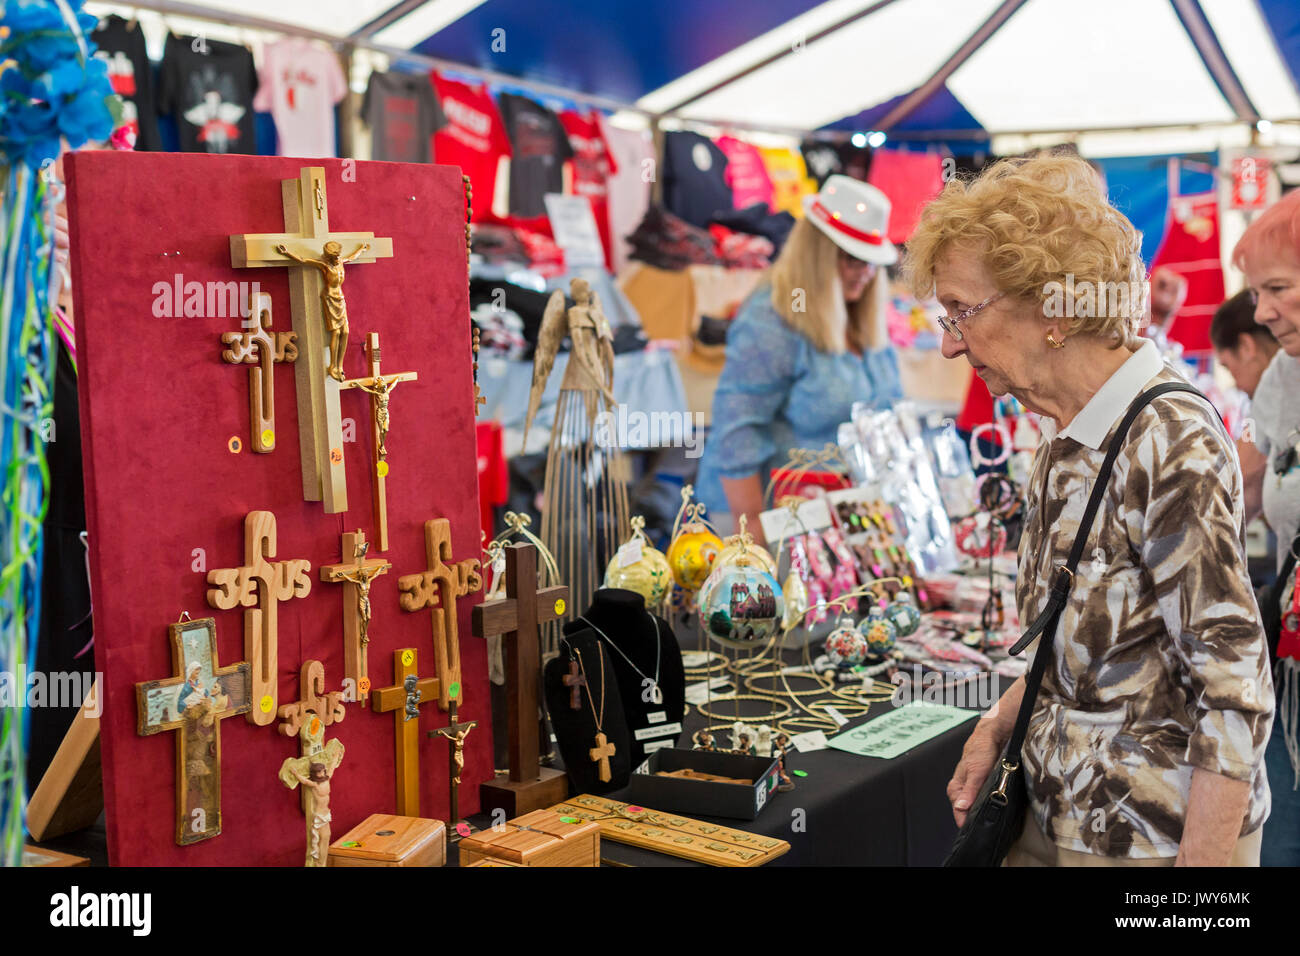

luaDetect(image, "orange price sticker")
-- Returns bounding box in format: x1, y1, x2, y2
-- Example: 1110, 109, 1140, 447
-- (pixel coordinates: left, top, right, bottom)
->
309, 716, 321, 737
330, 447, 343, 464
228, 436, 243, 454
359, 676, 371, 693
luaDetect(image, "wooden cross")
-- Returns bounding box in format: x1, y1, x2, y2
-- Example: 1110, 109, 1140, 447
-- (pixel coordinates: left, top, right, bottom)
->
470, 541, 570, 816
340, 333, 418, 552
397, 518, 483, 711
220, 290, 297, 454
563, 660, 586, 710
230, 166, 393, 513
371, 647, 440, 817
276, 660, 345, 815
135, 617, 250, 845
205, 510, 312, 726
589, 732, 616, 784
319, 529, 391, 703
429, 709, 477, 825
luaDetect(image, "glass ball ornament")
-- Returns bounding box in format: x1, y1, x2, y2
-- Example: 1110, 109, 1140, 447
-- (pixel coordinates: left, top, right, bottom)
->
858, 605, 898, 657
824, 618, 868, 667
604, 543, 673, 607
698, 558, 785, 650
885, 591, 922, 637
714, 536, 778, 577
666, 521, 723, 591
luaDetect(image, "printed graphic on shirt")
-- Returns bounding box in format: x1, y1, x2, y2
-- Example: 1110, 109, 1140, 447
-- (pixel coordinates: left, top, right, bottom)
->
183, 67, 246, 153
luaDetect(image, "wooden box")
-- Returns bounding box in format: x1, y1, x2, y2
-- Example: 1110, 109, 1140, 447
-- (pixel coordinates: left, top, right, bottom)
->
458, 810, 599, 867
328, 814, 446, 867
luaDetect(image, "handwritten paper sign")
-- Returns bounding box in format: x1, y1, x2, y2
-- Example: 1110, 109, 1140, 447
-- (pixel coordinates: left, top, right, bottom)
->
826, 701, 977, 759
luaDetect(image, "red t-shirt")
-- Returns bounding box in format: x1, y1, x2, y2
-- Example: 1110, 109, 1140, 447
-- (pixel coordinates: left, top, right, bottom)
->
432, 72, 512, 224
559, 109, 617, 269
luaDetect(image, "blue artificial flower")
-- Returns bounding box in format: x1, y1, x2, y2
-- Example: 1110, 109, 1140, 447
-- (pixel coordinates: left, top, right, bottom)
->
0, 0, 65, 35
30, 60, 86, 102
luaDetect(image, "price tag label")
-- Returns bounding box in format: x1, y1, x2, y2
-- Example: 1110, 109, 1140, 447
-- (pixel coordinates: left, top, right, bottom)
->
684, 676, 730, 705
647, 711, 667, 724
823, 705, 849, 727
618, 539, 643, 567
789, 730, 829, 752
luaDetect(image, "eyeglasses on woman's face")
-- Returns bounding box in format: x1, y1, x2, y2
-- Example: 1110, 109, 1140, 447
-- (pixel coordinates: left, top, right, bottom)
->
936, 291, 1005, 341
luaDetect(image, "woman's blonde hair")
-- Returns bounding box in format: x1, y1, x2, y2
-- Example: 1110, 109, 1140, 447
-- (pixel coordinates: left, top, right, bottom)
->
768, 217, 888, 354
903, 153, 1145, 348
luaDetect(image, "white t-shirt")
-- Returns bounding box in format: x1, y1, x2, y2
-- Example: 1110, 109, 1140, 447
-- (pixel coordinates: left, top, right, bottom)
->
253, 38, 347, 158
1252, 350, 1300, 572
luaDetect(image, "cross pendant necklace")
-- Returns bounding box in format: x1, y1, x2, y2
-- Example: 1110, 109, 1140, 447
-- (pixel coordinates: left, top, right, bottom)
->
575, 644, 615, 783
578, 612, 663, 705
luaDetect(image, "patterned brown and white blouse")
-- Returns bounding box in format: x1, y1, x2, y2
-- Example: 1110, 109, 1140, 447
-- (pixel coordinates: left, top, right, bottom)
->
1016, 340, 1274, 859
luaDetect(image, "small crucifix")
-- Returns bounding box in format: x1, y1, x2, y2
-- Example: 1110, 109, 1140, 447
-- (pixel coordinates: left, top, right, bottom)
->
340, 333, 418, 552
397, 518, 483, 712
135, 617, 250, 845
320, 530, 391, 703
428, 710, 477, 827
471, 541, 570, 816
563, 660, 586, 710
205, 510, 312, 726
371, 647, 440, 817
276, 660, 345, 816
230, 166, 393, 513
589, 732, 616, 784
220, 290, 297, 453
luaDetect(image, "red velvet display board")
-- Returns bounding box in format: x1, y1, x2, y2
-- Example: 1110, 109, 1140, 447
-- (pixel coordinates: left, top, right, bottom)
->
65, 152, 486, 866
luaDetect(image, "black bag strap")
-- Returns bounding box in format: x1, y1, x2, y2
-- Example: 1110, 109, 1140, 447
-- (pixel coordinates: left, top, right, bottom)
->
1001, 381, 1208, 762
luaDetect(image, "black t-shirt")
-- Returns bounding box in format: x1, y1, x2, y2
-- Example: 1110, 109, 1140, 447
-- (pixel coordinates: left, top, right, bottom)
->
801, 138, 842, 187
362, 70, 447, 163
159, 34, 258, 154
91, 14, 161, 150
497, 92, 574, 219
662, 130, 732, 229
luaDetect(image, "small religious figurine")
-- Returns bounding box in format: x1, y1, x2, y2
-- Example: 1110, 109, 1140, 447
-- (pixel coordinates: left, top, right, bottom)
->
692, 729, 716, 751
287, 762, 335, 867
772, 733, 795, 792
731, 721, 759, 756
274, 240, 370, 381
349, 374, 402, 460
436, 721, 473, 785
331, 547, 386, 648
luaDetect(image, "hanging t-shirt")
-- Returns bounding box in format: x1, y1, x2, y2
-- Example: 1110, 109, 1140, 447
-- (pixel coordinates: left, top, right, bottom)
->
801, 138, 842, 188
1149, 192, 1225, 354
663, 130, 732, 230
159, 34, 258, 154
715, 134, 774, 213
599, 116, 654, 274
760, 146, 812, 217
432, 73, 512, 224
91, 14, 161, 150
497, 92, 575, 223
362, 70, 446, 163
252, 38, 346, 158
560, 109, 617, 269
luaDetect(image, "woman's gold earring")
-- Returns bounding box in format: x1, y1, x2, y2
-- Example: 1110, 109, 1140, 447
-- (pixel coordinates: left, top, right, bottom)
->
1046, 333, 1066, 349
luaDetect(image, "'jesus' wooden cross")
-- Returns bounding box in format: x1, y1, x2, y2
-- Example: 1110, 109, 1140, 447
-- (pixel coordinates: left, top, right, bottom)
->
220, 290, 297, 454
276, 664, 345, 868
319, 529, 390, 703
205, 510, 312, 726
371, 647, 440, 817
276, 659, 346, 815
340, 333, 417, 552
471, 542, 570, 816
230, 166, 393, 513
135, 617, 250, 845
397, 518, 483, 711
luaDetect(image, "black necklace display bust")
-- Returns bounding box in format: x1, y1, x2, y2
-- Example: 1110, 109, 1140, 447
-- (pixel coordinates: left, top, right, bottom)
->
563, 588, 686, 768
544, 628, 631, 793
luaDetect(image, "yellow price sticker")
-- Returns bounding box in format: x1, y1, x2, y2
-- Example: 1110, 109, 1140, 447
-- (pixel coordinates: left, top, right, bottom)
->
261, 428, 275, 447
401, 649, 414, 667
259, 694, 274, 714
376, 461, 389, 478
554, 598, 566, 616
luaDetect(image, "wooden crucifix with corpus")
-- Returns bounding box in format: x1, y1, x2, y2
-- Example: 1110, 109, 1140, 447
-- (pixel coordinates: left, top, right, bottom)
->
340, 333, 418, 552
471, 542, 570, 817
135, 617, 250, 845
276, 662, 345, 868
230, 166, 393, 513
320, 529, 390, 703
276, 660, 346, 816
371, 647, 440, 817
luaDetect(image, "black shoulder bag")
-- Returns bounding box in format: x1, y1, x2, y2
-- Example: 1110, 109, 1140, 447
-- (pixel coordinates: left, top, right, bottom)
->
945, 382, 1206, 867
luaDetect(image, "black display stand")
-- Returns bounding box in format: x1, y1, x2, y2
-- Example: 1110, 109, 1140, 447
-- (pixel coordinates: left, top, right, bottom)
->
544, 628, 633, 793
563, 588, 686, 768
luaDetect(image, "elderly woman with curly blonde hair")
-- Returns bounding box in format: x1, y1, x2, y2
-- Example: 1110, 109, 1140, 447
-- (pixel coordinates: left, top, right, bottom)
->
907, 153, 1273, 866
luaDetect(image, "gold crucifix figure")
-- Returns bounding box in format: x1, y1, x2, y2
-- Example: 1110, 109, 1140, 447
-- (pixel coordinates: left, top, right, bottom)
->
274, 239, 370, 381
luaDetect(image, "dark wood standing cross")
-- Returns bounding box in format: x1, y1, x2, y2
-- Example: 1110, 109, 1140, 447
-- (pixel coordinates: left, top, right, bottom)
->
135, 618, 250, 845
470, 542, 570, 817
371, 647, 440, 817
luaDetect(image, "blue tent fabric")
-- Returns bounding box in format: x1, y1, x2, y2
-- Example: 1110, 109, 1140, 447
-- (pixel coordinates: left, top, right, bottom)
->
1256, 0, 1300, 102
1095, 153, 1218, 266
825, 83, 986, 138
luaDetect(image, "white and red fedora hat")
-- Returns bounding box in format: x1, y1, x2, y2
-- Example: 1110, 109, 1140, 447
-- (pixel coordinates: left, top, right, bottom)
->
802, 174, 897, 266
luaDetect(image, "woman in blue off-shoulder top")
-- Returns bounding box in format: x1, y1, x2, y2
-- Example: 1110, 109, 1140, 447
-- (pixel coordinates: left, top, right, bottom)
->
695, 175, 903, 540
